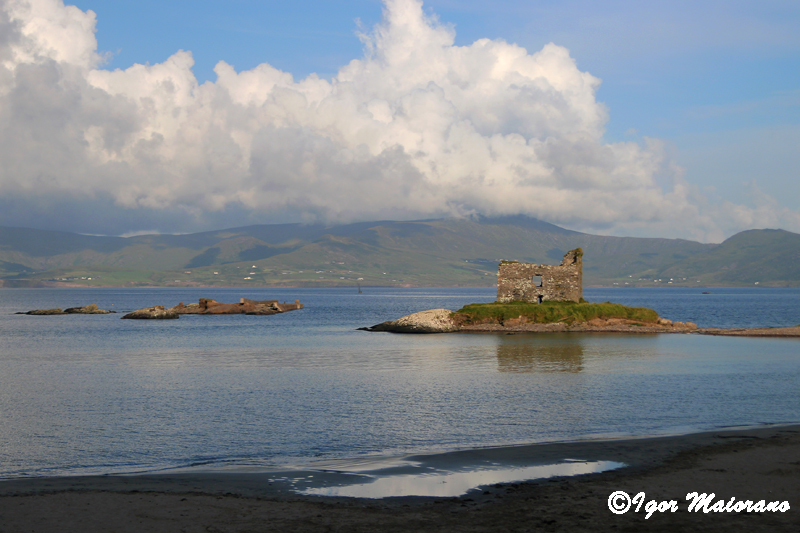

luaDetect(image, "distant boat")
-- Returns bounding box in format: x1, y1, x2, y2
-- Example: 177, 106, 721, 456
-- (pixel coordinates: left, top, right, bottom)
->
702, 291, 711, 294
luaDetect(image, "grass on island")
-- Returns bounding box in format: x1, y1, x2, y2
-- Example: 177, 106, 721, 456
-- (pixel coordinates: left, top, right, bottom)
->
452, 300, 659, 325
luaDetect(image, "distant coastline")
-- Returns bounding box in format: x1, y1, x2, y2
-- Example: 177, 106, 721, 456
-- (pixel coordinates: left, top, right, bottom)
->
2, 280, 799, 289
2, 220, 799, 289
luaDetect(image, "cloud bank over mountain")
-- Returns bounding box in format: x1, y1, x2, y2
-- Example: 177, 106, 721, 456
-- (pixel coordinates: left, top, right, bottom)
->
0, 0, 797, 240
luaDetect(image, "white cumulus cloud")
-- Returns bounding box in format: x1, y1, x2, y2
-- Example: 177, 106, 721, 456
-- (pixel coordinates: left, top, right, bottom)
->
0, 0, 798, 240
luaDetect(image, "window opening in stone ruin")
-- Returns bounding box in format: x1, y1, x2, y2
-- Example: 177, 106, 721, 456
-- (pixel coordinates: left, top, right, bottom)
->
496, 249, 583, 304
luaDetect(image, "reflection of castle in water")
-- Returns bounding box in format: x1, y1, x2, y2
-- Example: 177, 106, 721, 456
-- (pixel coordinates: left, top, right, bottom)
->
495, 337, 585, 373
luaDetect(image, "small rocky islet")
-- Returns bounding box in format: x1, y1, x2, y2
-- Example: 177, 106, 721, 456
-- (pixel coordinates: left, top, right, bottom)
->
16, 304, 115, 315
361, 303, 698, 334
17, 298, 303, 320
121, 298, 304, 319
364, 249, 799, 337
362, 303, 800, 337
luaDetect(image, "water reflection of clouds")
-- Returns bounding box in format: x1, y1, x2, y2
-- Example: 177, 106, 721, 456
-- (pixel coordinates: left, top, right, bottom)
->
495, 336, 585, 373
301, 460, 624, 498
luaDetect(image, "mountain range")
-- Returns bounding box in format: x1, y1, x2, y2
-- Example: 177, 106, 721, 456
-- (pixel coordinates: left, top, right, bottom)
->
1, 217, 798, 288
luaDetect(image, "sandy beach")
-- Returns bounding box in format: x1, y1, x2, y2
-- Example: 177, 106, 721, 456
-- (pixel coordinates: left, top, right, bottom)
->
1, 424, 798, 532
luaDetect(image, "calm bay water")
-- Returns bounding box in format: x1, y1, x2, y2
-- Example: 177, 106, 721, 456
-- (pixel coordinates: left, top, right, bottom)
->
0, 287, 798, 479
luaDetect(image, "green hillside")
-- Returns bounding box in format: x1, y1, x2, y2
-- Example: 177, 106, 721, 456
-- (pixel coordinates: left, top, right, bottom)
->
1, 218, 798, 287
657, 229, 800, 285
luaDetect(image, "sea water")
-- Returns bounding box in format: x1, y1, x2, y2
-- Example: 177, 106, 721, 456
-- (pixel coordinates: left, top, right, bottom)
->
0, 287, 798, 479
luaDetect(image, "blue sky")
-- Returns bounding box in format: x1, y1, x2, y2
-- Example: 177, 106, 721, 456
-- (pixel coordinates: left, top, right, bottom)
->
75, 0, 800, 176
2, 0, 799, 240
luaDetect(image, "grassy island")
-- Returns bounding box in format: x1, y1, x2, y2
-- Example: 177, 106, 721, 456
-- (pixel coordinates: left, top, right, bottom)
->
452, 300, 659, 326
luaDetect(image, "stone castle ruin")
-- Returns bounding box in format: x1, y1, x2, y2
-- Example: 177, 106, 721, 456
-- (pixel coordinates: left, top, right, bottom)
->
496, 249, 583, 303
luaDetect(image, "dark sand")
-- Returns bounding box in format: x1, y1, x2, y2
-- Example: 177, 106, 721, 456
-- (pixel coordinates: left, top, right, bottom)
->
1, 425, 798, 532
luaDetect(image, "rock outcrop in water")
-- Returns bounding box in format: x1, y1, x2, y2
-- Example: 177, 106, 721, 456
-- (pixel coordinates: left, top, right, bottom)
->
169, 298, 303, 315
18, 304, 114, 315
121, 306, 179, 320
63, 304, 113, 314
19, 308, 65, 315
121, 298, 303, 319
361, 309, 458, 333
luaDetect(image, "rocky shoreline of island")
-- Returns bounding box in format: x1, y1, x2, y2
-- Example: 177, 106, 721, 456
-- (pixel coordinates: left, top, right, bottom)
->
362, 307, 800, 337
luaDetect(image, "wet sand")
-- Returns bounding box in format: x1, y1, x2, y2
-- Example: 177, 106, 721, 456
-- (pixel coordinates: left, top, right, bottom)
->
1, 425, 798, 532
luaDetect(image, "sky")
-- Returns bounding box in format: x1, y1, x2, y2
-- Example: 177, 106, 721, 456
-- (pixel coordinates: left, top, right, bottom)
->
1, 0, 798, 241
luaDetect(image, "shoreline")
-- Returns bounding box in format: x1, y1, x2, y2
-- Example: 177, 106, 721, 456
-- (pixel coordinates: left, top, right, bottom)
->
697, 325, 800, 337
1, 423, 796, 490
2, 424, 799, 531
369, 310, 800, 337
460, 323, 800, 337
2, 423, 796, 495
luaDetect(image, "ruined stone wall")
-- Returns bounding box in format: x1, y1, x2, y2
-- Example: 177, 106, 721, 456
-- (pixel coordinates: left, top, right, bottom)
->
496, 249, 583, 303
